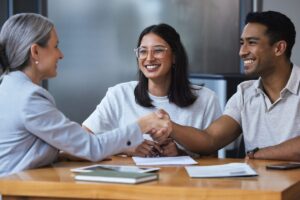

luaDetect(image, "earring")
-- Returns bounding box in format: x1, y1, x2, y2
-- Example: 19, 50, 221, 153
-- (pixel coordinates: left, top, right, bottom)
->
35, 61, 39, 65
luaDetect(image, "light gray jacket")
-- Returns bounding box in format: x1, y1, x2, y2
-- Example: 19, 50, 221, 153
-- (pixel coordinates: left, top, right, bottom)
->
0, 71, 143, 176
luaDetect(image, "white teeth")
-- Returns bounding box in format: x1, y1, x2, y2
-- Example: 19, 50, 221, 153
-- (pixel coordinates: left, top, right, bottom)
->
244, 59, 254, 64
146, 65, 158, 69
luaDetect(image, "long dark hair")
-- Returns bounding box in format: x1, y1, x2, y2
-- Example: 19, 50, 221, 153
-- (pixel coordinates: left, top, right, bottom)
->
134, 23, 197, 108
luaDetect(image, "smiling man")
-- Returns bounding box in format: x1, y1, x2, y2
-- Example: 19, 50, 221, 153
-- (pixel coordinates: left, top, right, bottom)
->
168, 10, 300, 161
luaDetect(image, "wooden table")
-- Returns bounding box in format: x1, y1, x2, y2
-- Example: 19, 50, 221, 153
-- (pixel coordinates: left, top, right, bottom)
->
0, 156, 300, 200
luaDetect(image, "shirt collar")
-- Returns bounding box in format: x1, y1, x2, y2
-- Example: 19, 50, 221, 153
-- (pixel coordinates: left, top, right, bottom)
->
253, 64, 300, 96
8, 70, 32, 82
285, 64, 300, 95
254, 77, 263, 94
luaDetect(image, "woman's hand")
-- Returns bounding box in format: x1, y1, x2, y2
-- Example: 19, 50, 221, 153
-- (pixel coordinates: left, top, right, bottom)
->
127, 140, 162, 157
160, 138, 179, 157
138, 109, 172, 144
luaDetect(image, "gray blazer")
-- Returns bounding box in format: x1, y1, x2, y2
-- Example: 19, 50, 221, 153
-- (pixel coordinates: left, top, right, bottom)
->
0, 71, 143, 176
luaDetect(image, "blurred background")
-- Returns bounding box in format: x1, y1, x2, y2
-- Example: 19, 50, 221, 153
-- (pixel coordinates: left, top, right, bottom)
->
1, 0, 300, 157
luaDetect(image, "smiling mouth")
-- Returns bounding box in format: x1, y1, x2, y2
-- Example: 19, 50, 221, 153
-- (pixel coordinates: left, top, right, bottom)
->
244, 59, 254, 65
145, 65, 160, 70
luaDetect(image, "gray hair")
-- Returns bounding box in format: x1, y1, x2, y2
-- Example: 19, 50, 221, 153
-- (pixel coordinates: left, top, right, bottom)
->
0, 13, 54, 74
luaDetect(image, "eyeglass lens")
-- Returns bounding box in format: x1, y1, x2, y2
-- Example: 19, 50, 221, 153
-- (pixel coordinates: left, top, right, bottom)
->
135, 47, 167, 59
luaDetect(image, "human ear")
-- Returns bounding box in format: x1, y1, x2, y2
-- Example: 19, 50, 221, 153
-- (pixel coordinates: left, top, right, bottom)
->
30, 44, 40, 62
274, 40, 287, 56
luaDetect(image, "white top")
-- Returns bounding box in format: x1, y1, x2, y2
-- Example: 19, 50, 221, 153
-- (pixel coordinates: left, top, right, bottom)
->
0, 71, 144, 177
83, 81, 222, 156
224, 65, 300, 152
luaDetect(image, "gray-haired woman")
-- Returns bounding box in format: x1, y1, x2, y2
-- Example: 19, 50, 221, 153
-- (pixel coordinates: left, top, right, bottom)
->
0, 13, 171, 176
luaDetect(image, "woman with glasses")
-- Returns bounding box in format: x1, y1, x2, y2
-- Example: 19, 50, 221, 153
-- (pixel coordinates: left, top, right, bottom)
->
0, 13, 171, 176
83, 23, 221, 157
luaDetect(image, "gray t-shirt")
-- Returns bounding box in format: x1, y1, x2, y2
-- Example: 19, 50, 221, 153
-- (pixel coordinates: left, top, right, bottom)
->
224, 65, 300, 152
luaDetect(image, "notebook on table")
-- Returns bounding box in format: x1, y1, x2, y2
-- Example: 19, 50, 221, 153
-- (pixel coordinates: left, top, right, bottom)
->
74, 169, 158, 184
71, 164, 159, 173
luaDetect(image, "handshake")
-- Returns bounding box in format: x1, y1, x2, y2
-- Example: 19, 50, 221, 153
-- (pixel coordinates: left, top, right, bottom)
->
133, 109, 179, 157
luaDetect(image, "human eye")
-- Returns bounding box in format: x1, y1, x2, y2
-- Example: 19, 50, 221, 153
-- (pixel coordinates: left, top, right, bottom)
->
154, 47, 166, 54
55, 41, 60, 48
239, 39, 244, 46
138, 48, 147, 55
155, 48, 165, 53
248, 38, 259, 45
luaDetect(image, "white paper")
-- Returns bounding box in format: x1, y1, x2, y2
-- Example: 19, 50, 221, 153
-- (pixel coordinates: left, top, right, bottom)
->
132, 156, 197, 166
185, 163, 258, 178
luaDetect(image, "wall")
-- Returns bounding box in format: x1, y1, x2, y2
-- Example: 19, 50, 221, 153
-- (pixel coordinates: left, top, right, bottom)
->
47, 0, 241, 123
0, 0, 8, 26
262, 0, 300, 65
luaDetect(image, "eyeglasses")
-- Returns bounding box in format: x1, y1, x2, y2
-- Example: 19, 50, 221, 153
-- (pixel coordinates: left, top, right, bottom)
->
134, 46, 168, 59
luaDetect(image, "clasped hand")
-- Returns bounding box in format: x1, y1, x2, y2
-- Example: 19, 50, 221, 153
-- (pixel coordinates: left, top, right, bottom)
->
134, 109, 179, 157
132, 138, 179, 157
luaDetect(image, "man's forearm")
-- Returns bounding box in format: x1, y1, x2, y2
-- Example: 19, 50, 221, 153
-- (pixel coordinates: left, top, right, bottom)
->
170, 122, 217, 155
254, 136, 300, 161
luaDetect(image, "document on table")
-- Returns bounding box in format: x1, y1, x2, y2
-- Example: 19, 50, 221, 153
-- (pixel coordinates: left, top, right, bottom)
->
132, 156, 197, 166
185, 163, 258, 178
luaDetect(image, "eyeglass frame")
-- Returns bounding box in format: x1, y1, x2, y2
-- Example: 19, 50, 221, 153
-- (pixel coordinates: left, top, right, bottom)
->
134, 46, 168, 59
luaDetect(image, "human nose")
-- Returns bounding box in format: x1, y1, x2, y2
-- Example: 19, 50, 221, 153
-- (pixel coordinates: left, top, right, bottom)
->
239, 44, 249, 58
59, 49, 64, 59
145, 49, 155, 60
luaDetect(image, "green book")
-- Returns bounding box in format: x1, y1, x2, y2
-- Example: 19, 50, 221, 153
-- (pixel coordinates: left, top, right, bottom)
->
74, 169, 158, 184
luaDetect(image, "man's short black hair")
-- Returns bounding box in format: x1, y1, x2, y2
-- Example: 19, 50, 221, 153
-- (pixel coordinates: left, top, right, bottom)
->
245, 11, 296, 59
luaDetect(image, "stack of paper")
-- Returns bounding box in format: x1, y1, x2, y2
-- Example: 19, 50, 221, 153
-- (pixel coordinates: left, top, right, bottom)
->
132, 156, 197, 166
185, 163, 258, 178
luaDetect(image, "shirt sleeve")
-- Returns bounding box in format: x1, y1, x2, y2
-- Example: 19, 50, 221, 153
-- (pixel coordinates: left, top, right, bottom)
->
202, 92, 222, 128
82, 87, 117, 134
223, 87, 243, 125
21, 88, 143, 162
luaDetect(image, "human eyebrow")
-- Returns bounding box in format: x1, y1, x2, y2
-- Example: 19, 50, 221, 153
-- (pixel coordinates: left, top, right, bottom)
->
245, 37, 260, 42
139, 45, 167, 49
240, 37, 260, 45
153, 45, 167, 48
